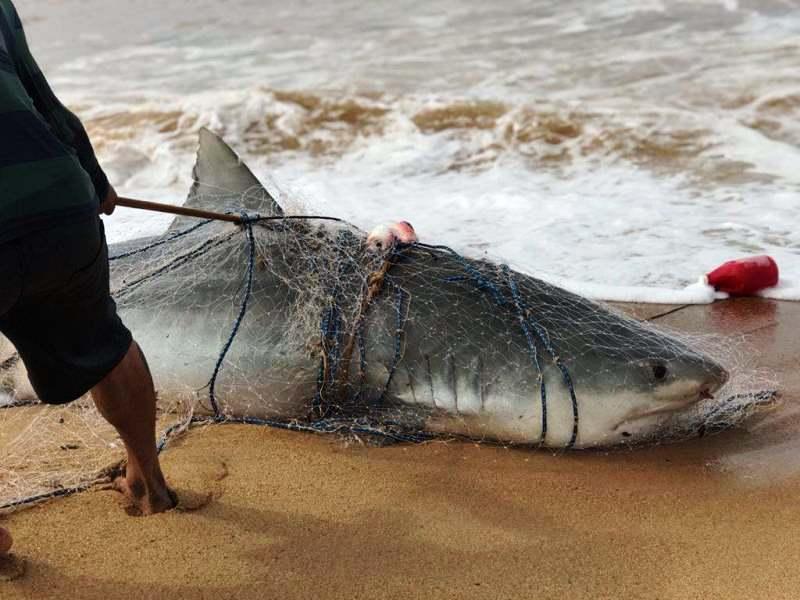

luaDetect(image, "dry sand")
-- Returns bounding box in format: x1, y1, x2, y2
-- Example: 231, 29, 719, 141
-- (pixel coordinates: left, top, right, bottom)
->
2, 298, 799, 599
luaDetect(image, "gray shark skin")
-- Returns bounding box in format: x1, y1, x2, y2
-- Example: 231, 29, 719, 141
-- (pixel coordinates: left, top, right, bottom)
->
2, 129, 729, 449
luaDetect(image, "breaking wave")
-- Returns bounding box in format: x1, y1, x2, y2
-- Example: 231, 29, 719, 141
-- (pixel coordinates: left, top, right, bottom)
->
83, 88, 792, 182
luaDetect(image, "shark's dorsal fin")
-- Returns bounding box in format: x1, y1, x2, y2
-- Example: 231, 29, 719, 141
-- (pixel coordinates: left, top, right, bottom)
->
170, 128, 283, 230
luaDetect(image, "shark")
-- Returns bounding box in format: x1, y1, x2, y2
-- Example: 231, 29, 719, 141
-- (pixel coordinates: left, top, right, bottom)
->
0, 129, 729, 449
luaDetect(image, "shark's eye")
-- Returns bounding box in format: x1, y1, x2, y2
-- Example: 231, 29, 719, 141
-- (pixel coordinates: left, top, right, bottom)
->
651, 362, 668, 381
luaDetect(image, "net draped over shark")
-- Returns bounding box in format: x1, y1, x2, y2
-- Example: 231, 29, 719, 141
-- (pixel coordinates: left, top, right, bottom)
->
1, 129, 730, 449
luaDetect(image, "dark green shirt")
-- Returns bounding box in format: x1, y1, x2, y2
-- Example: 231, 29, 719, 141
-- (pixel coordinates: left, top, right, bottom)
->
0, 0, 108, 243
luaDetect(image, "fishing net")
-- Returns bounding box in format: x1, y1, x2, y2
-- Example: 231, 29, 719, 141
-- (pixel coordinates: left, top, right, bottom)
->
0, 133, 777, 513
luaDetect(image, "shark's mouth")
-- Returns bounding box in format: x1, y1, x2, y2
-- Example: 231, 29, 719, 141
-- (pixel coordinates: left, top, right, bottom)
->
613, 387, 716, 432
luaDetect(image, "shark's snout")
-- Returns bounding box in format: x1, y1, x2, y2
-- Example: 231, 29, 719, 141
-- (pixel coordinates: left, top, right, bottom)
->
706, 359, 730, 391
613, 355, 729, 436
684, 355, 729, 406
696, 362, 729, 402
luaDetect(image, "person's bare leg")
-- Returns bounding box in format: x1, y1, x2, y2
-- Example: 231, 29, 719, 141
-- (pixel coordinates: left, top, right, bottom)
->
92, 341, 174, 515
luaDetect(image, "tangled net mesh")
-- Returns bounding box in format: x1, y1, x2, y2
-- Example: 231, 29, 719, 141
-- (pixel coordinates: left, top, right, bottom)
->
0, 184, 777, 512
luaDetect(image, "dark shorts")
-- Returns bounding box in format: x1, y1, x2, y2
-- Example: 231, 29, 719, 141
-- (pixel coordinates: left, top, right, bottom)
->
0, 216, 132, 404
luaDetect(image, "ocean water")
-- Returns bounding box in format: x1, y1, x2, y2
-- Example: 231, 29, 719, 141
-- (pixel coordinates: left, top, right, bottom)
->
15, 0, 800, 302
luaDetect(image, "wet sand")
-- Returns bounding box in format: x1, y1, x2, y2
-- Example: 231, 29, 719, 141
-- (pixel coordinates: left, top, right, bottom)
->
2, 298, 799, 599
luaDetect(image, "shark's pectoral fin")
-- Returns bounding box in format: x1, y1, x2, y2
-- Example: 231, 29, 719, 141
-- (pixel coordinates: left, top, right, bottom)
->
169, 128, 283, 231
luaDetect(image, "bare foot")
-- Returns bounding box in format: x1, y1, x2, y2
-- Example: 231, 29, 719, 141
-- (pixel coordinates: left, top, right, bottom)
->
113, 475, 177, 517
0, 527, 11, 555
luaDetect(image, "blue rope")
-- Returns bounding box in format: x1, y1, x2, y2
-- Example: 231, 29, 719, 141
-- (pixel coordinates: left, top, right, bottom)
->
377, 284, 409, 405
312, 301, 342, 417
416, 242, 506, 305
502, 266, 548, 446
313, 311, 331, 416
324, 304, 343, 392
504, 268, 579, 448
312, 302, 339, 416
357, 323, 367, 381
311, 230, 361, 417
206, 214, 257, 417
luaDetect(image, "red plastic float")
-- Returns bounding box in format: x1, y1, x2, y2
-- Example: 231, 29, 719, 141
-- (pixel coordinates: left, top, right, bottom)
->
706, 255, 779, 296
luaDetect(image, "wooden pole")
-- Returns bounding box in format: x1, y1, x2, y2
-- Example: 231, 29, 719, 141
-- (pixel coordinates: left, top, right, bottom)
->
117, 197, 243, 224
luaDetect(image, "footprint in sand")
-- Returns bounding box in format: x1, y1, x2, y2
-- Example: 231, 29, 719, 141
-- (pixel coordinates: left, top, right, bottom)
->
115, 459, 227, 515
172, 459, 228, 512
173, 488, 213, 512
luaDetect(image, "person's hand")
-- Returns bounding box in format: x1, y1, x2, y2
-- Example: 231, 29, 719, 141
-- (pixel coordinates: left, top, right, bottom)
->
99, 185, 118, 216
